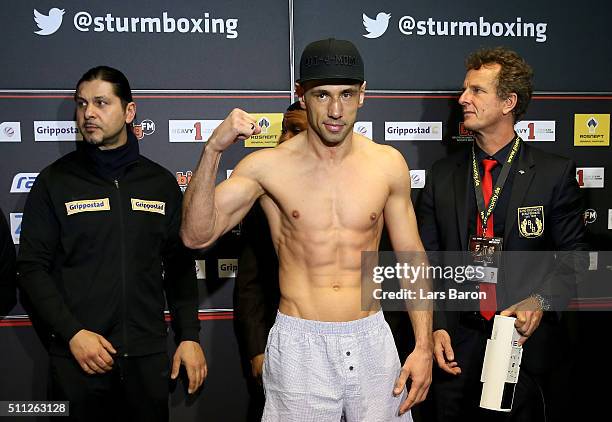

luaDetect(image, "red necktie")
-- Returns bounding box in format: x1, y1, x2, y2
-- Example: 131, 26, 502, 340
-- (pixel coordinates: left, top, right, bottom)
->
477, 158, 498, 320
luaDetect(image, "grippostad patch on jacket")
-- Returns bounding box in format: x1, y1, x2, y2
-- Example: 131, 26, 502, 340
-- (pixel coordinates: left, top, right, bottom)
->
65, 198, 110, 215
131, 198, 165, 215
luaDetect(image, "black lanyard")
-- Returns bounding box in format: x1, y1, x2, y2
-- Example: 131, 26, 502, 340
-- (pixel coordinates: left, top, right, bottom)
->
471, 135, 521, 235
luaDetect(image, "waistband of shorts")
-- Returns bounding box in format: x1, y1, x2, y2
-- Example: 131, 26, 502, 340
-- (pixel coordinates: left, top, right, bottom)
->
273, 310, 385, 335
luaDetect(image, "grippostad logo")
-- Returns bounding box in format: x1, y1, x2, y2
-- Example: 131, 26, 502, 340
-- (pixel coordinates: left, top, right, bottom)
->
34, 8, 65, 36
363, 12, 391, 38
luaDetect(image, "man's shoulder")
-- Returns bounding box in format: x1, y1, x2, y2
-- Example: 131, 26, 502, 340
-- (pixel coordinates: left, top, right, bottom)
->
522, 141, 574, 169
136, 154, 175, 177
132, 155, 182, 192
37, 150, 83, 179
430, 145, 471, 170
358, 136, 403, 161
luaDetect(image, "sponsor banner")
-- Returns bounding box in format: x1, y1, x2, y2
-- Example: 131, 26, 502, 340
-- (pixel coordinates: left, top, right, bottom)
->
9, 212, 23, 245
245, 113, 283, 148
0, 122, 22, 142
576, 167, 604, 188
34, 121, 82, 142
410, 170, 426, 189
515, 120, 555, 142
10, 213, 22, 245
34, 8, 239, 39
169, 120, 222, 142
131, 199, 166, 215
363, 12, 548, 43
385, 122, 442, 141
354, 121, 373, 140
574, 114, 610, 146
65, 198, 110, 215
195, 260, 206, 280
452, 122, 475, 142
218, 258, 238, 278
176, 171, 192, 192
10, 173, 38, 193
131, 119, 156, 140
584, 209, 597, 225
589, 252, 598, 271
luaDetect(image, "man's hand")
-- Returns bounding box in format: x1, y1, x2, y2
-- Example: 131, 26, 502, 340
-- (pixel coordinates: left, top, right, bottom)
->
207, 109, 261, 153
170, 340, 207, 394
250, 353, 265, 384
501, 296, 544, 345
394, 344, 433, 415
433, 329, 461, 375
68, 329, 116, 375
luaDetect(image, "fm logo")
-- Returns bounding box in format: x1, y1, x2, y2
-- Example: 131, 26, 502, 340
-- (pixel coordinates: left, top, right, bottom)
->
131, 119, 156, 140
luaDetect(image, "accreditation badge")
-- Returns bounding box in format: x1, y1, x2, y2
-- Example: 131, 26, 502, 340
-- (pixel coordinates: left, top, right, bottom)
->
517, 206, 544, 238
468, 236, 503, 284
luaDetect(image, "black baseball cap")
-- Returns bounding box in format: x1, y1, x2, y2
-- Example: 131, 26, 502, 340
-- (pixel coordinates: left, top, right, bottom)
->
297, 38, 364, 84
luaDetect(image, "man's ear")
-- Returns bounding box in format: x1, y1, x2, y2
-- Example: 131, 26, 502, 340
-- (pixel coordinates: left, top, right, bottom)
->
125, 102, 136, 125
295, 83, 306, 109
358, 81, 367, 107
502, 93, 517, 116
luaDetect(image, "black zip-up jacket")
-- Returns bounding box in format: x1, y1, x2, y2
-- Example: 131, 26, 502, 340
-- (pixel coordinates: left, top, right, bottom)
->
17, 144, 199, 357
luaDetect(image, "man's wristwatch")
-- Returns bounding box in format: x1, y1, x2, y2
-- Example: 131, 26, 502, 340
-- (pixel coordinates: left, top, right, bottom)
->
531, 293, 551, 311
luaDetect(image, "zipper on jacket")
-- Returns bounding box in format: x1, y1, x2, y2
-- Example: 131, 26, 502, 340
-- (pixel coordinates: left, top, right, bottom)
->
114, 178, 129, 357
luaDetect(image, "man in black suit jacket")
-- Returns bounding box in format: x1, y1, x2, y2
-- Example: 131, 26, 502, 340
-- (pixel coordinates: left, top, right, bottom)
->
418, 47, 585, 422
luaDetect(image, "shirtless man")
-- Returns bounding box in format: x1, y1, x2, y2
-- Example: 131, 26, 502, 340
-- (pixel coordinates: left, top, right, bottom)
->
181, 38, 432, 421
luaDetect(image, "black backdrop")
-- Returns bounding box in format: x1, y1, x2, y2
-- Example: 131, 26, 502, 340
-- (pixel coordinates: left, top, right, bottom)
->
1, 1, 611, 420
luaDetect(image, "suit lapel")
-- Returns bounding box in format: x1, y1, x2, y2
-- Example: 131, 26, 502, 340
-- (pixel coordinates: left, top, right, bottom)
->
504, 142, 536, 241
453, 154, 471, 250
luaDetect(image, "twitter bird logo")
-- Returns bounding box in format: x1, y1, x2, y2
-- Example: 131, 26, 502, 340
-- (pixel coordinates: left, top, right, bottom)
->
363, 12, 391, 39
34, 8, 65, 36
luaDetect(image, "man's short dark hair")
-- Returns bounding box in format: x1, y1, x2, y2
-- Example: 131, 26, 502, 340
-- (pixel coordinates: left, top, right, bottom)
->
466, 47, 533, 122
75, 66, 133, 109
286, 101, 304, 112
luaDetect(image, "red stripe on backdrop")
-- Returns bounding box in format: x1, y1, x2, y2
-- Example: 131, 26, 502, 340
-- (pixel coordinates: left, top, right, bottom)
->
0, 311, 235, 327
0, 94, 610, 100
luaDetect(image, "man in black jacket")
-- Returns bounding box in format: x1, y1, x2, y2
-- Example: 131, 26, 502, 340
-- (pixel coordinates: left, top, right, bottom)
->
0, 208, 17, 315
17, 66, 206, 422
418, 47, 585, 421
